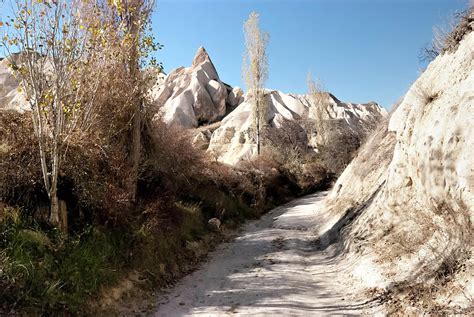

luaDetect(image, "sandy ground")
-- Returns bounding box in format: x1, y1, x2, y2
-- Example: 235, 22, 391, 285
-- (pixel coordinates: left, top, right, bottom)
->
154, 192, 381, 316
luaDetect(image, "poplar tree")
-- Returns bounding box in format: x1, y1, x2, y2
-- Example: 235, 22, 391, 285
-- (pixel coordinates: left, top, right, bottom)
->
243, 12, 269, 156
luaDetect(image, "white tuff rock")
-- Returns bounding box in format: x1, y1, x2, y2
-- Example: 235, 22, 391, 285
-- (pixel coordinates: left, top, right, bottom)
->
207, 91, 387, 165
149, 47, 387, 165
324, 31, 474, 311
150, 47, 230, 128
0, 57, 28, 113
208, 218, 221, 231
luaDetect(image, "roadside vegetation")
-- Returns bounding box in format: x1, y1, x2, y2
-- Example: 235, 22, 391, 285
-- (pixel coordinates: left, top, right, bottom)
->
420, 6, 473, 63
0, 2, 372, 314
0, 104, 316, 313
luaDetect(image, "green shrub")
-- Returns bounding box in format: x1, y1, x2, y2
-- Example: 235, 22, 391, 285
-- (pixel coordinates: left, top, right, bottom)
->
0, 208, 131, 313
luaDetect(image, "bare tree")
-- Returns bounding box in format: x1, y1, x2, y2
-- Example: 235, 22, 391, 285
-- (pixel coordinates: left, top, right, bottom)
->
242, 12, 269, 156
105, 0, 155, 205
307, 73, 329, 144
0, 0, 110, 231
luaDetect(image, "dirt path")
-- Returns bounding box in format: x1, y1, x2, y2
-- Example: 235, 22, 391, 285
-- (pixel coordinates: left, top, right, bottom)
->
155, 192, 381, 316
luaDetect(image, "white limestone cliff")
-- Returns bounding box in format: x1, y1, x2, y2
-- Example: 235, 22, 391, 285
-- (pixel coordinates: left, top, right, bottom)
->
149, 47, 387, 165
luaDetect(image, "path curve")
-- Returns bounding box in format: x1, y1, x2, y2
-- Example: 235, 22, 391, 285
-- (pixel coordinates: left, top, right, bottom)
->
155, 192, 380, 316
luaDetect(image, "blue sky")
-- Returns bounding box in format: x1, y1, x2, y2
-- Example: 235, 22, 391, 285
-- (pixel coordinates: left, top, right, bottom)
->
152, 0, 469, 109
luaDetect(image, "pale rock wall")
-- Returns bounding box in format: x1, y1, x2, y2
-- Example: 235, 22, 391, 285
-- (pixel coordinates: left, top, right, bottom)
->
207, 90, 387, 165
149, 47, 231, 128
323, 31, 474, 310
0, 58, 28, 113
148, 47, 387, 165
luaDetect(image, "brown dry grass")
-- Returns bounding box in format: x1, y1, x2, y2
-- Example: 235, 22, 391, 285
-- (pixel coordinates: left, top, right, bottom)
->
421, 8, 473, 62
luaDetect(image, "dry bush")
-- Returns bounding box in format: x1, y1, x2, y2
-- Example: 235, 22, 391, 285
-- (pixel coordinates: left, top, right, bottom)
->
264, 148, 329, 193
257, 125, 333, 194
0, 111, 133, 228
375, 198, 473, 314
0, 113, 44, 208
421, 8, 473, 62
141, 115, 311, 218
238, 156, 302, 208
140, 117, 267, 227
1, 101, 271, 233
317, 119, 363, 174
199, 152, 303, 216
142, 118, 206, 191
441, 8, 473, 53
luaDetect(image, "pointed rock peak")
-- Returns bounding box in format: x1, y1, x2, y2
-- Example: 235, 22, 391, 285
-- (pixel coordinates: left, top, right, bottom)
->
192, 46, 217, 74
327, 93, 341, 103
191, 46, 220, 80
192, 46, 212, 68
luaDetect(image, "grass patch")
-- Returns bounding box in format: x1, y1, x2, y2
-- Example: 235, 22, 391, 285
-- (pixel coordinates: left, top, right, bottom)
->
131, 201, 215, 286
0, 176, 271, 314
0, 209, 131, 314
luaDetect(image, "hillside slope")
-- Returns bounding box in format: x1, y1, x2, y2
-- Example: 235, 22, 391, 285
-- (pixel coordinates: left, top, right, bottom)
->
321, 30, 473, 313
206, 91, 385, 165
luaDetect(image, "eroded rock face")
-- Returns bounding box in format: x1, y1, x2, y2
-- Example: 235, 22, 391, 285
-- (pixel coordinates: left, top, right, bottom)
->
207, 90, 387, 165
324, 31, 474, 311
226, 86, 244, 109
149, 47, 386, 165
150, 47, 229, 128
0, 57, 28, 113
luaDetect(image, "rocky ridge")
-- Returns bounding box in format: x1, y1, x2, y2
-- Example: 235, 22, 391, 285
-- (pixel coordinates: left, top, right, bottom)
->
149, 47, 387, 165
0, 47, 387, 166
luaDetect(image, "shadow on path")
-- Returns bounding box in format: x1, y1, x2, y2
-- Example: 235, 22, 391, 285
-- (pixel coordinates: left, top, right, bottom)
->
155, 192, 380, 316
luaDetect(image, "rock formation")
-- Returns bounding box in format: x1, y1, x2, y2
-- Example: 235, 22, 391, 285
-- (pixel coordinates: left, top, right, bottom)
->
1, 46, 387, 167
206, 91, 386, 165
149, 47, 240, 129
150, 47, 387, 165
0, 57, 28, 113
321, 30, 474, 312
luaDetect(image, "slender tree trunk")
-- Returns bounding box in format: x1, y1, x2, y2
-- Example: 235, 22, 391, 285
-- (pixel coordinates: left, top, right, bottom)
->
31, 96, 51, 194
31, 97, 63, 230
48, 96, 66, 232
128, 9, 142, 205
256, 126, 260, 155
49, 128, 61, 230
130, 98, 141, 203
256, 96, 260, 156
59, 200, 68, 234
49, 151, 60, 227
50, 190, 59, 225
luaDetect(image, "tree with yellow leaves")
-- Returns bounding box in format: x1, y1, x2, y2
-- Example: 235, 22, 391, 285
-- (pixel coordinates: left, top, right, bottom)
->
0, 0, 111, 231
0, 0, 159, 230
